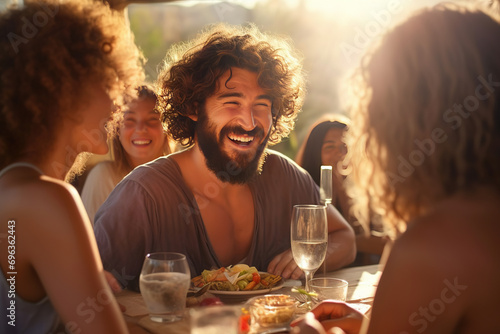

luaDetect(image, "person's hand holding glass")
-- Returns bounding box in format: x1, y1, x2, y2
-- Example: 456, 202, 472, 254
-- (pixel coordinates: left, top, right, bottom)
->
291, 205, 328, 292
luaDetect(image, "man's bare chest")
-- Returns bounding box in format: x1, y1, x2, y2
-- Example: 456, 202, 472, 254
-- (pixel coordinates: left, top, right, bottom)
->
196, 192, 255, 265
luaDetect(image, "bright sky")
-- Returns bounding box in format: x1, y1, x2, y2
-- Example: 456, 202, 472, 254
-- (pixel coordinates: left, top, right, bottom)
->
176, 0, 446, 22
261, 0, 448, 18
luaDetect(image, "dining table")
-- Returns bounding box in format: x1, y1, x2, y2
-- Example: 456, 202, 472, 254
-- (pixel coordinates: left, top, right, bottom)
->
119, 263, 382, 334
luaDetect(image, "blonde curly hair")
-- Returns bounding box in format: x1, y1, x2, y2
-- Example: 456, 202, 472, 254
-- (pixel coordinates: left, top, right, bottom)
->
0, 0, 144, 170
347, 3, 500, 233
157, 23, 305, 147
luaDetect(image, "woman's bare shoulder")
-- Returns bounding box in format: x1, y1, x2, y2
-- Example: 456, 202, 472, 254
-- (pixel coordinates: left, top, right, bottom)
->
371, 192, 500, 334
21, 175, 80, 208
4, 174, 88, 234
387, 188, 500, 289
1, 173, 93, 276
409, 189, 500, 254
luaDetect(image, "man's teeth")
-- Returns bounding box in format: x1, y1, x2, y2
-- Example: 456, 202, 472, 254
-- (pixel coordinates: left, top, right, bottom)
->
132, 140, 151, 145
228, 134, 254, 143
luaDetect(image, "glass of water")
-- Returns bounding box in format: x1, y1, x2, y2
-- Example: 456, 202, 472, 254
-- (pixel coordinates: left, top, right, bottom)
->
139, 252, 190, 323
291, 205, 328, 292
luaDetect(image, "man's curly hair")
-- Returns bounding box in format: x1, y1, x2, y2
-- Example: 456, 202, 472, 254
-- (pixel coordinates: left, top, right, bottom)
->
156, 23, 306, 147
0, 0, 144, 169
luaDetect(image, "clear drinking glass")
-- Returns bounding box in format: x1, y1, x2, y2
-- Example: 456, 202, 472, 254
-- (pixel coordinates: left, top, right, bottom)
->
320, 165, 333, 205
190, 306, 241, 334
139, 252, 191, 323
291, 205, 328, 292
310, 277, 348, 302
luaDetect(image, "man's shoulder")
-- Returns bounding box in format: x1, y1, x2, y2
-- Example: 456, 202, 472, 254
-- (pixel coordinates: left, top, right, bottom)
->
99, 156, 183, 200
255, 149, 319, 204
129, 156, 181, 181
258, 149, 315, 191
262, 149, 306, 175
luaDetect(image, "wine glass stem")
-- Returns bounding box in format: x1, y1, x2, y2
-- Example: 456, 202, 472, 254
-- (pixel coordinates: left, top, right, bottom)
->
305, 270, 315, 292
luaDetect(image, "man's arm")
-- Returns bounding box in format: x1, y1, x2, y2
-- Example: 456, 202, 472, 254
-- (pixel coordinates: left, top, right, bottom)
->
267, 204, 355, 279
266, 152, 356, 279
324, 203, 356, 270
94, 179, 154, 291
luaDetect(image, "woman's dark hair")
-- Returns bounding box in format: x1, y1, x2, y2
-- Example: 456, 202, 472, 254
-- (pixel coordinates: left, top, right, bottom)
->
296, 116, 349, 185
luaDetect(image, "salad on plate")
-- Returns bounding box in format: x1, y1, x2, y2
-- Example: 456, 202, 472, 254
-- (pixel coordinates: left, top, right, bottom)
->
191, 264, 282, 291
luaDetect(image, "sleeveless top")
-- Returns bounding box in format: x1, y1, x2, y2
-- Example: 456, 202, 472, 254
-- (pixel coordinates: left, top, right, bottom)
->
0, 163, 62, 333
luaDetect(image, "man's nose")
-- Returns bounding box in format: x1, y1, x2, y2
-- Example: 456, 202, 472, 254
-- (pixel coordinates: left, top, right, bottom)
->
239, 106, 256, 130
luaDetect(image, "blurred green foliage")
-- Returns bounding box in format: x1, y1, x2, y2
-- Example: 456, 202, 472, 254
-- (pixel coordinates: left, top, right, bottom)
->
128, 1, 354, 158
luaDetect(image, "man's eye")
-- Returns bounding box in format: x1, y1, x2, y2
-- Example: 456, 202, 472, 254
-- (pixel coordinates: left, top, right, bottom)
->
224, 101, 239, 105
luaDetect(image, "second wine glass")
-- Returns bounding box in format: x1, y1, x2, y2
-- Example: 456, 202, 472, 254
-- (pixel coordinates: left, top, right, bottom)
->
291, 204, 328, 292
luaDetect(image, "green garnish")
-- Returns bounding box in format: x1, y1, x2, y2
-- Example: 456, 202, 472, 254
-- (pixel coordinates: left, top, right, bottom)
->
291, 287, 318, 298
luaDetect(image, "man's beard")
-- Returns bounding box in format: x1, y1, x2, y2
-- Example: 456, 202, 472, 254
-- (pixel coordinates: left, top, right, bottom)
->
195, 111, 270, 184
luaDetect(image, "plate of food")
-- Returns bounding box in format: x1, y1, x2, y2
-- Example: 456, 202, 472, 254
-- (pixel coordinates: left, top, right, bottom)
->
191, 264, 284, 296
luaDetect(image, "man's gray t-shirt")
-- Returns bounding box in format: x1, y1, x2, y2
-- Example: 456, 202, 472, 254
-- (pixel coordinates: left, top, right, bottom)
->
94, 150, 320, 290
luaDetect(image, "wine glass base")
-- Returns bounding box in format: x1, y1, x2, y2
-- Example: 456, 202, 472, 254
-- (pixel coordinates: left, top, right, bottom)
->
149, 313, 184, 323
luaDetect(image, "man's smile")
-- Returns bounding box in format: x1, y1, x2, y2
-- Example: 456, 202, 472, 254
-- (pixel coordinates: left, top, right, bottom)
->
227, 133, 254, 146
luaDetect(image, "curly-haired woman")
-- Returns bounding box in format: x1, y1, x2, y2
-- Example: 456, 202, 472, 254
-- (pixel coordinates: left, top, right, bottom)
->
292, 3, 500, 334
0, 0, 143, 332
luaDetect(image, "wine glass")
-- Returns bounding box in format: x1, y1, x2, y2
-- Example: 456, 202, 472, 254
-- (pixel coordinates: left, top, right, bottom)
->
320, 165, 333, 206
291, 205, 328, 292
139, 252, 191, 323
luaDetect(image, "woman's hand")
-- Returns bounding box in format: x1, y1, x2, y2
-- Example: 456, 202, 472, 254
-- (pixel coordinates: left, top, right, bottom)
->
291, 301, 365, 334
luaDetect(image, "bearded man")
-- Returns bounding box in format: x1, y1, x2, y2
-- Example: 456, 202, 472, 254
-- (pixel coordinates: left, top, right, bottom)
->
94, 24, 356, 291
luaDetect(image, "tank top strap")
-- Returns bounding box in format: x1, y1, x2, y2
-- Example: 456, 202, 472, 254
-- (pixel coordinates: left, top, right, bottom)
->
0, 162, 44, 178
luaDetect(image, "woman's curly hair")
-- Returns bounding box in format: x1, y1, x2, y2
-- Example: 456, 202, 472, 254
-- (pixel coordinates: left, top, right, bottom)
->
0, 0, 144, 170
346, 3, 500, 233
156, 23, 306, 147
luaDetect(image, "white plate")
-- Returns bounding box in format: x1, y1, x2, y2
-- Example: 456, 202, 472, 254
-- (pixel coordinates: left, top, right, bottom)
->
194, 272, 284, 296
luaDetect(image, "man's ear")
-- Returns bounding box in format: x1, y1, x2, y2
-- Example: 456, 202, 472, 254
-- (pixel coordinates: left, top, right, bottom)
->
188, 102, 199, 121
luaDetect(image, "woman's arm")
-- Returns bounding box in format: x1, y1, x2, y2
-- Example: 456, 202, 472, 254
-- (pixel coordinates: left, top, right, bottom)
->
25, 180, 128, 333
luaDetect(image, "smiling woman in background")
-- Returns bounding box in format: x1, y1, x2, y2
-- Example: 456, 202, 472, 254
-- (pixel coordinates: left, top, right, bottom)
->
0, 0, 143, 332
296, 114, 350, 218
81, 85, 171, 224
